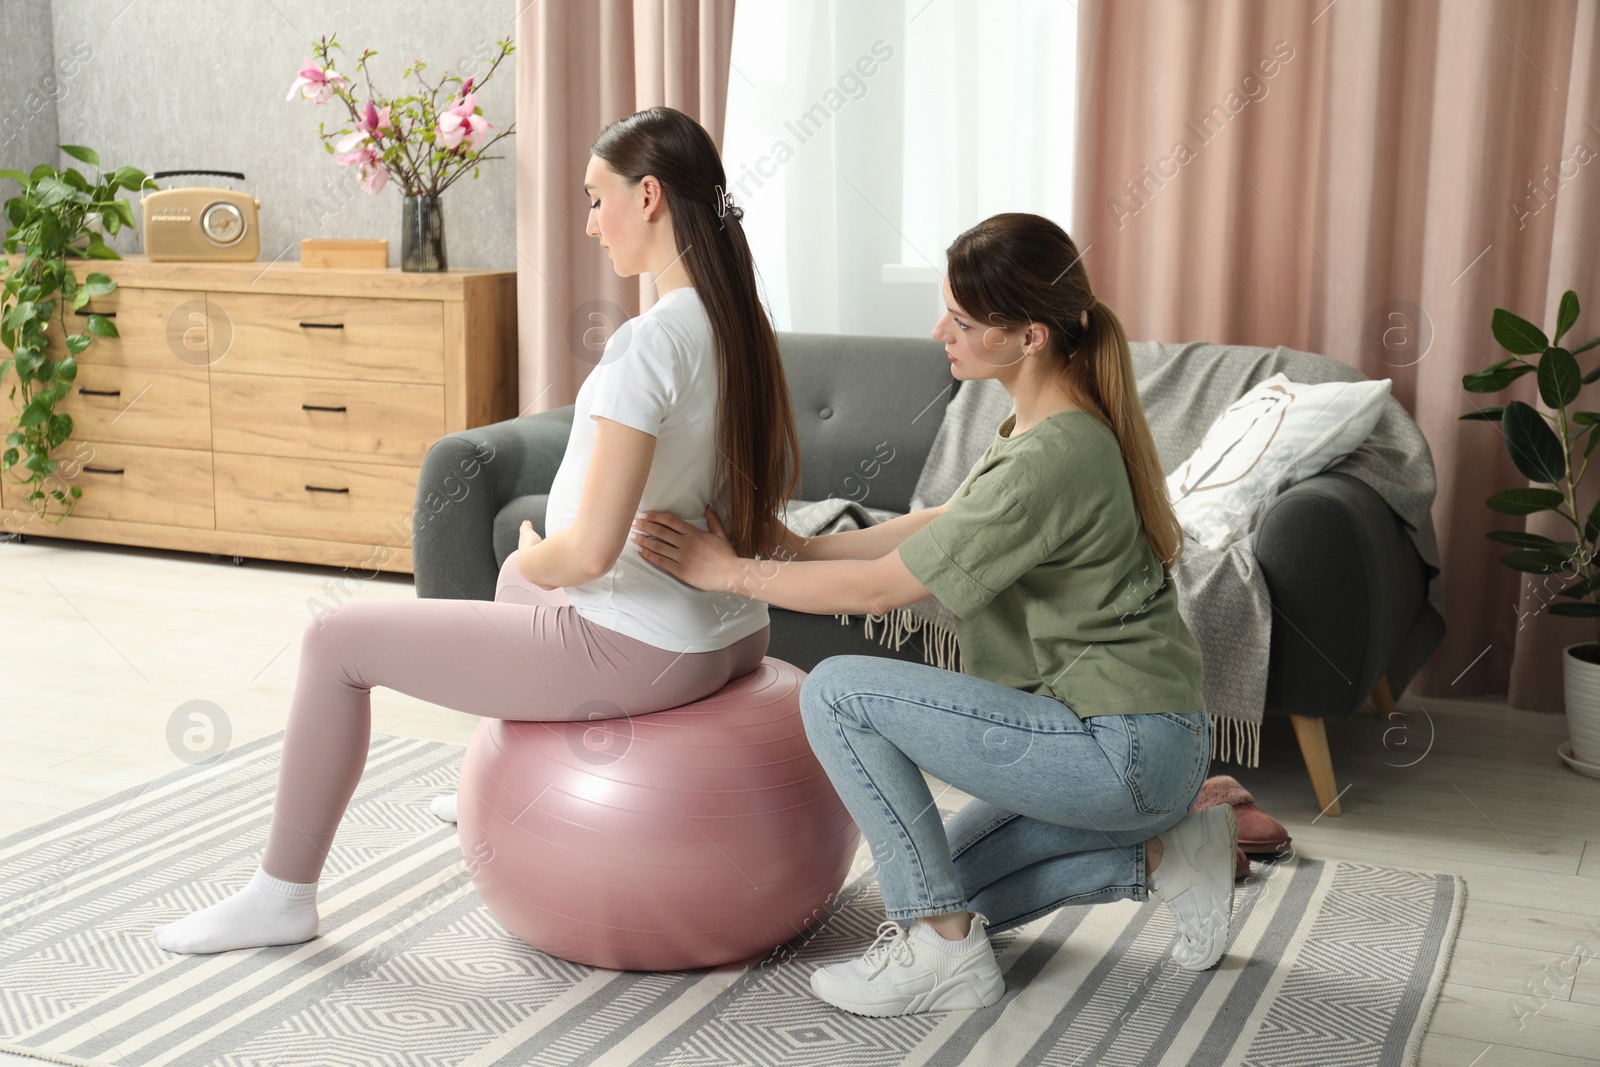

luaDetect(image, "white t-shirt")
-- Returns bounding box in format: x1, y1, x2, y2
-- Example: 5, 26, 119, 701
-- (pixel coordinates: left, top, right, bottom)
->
543, 286, 770, 653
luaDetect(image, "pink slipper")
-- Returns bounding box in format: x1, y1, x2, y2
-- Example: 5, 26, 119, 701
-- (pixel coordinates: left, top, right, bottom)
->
1191, 775, 1292, 861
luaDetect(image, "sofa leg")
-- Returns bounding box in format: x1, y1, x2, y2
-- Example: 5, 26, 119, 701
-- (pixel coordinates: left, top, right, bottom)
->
1369, 672, 1398, 718
1290, 714, 1342, 817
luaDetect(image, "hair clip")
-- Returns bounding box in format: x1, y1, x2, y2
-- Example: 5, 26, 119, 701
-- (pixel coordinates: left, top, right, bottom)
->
713, 184, 737, 219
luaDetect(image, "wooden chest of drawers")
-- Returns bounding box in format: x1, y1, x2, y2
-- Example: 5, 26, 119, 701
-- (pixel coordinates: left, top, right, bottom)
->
0, 255, 517, 574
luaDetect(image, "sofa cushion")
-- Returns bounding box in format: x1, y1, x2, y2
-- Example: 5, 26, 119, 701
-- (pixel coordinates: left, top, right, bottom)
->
778, 332, 956, 514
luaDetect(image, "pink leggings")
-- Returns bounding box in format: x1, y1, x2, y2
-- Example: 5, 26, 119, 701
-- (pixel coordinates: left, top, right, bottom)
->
263, 552, 771, 883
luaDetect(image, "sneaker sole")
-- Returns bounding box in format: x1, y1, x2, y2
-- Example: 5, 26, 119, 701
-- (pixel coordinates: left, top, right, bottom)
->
809, 962, 1006, 1017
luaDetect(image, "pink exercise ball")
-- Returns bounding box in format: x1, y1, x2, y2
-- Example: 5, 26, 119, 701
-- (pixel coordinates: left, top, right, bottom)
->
456, 657, 860, 971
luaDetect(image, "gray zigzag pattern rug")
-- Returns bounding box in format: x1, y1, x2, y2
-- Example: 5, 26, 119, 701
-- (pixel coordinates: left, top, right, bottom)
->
0, 731, 1462, 1066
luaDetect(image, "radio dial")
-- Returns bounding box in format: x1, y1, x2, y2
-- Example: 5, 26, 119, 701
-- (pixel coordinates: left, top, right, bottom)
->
201, 201, 246, 246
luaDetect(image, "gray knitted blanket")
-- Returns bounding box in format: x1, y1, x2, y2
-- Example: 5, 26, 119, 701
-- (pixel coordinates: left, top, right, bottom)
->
780, 340, 1447, 768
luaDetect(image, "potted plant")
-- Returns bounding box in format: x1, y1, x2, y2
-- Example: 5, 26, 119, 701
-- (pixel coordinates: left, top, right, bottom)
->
1461, 286, 1600, 774
0, 147, 156, 524
287, 33, 515, 271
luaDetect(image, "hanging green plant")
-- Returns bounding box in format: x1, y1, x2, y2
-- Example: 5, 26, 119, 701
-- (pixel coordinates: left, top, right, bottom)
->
0, 145, 157, 523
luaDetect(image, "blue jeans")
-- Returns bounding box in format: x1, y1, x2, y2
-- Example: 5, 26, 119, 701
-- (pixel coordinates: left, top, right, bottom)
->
799, 655, 1211, 931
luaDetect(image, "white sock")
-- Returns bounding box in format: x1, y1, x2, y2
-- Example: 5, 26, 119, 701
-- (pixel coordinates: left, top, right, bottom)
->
911, 915, 987, 954
153, 866, 319, 954
431, 793, 458, 823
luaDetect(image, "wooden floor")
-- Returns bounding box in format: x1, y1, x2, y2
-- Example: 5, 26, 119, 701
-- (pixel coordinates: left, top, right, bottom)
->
2, 534, 1598, 1066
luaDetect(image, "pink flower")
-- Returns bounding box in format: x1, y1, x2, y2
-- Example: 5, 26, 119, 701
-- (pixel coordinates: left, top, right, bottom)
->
335, 100, 394, 152
335, 144, 388, 194
361, 100, 393, 138
286, 57, 348, 104
436, 91, 494, 152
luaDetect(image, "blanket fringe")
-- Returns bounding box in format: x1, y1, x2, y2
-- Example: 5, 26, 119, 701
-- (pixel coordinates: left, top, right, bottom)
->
836, 608, 964, 673
1210, 714, 1261, 768
834, 611, 1261, 769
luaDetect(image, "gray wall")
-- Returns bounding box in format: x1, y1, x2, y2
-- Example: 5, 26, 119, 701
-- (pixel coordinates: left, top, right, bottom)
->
0, 0, 63, 204
1, 0, 518, 270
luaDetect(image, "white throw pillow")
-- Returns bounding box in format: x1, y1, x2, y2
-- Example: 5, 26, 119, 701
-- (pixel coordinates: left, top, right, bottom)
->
1165, 373, 1392, 550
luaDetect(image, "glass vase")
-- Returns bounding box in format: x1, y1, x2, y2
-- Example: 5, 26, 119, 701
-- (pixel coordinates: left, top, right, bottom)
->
401, 193, 447, 272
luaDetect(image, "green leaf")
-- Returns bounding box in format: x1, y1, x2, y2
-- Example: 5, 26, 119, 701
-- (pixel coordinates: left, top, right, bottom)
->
1555, 290, 1580, 346
1459, 405, 1507, 422
65, 333, 90, 355
1573, 335, 1600, 358
1538, 346, 1582, 408
1573, 411, 1600, 426
1549, 602, 1600, 618
84, 313, 117, 337
1463, 363, 1536, 393
1557, 576, 1594, 599
1487, 487, 1566, 515
1486, 530, 1562, 550
59, 144, 99, 167
1502, 400, 1566, 483
80, 272, 114, 297
17, 396, 49, 428
1587, 495, 1600, 544
1500, 549, 1574, 574
35, 176, 77, 207
0, 169, 29, 185
1493, 308, 1549, 355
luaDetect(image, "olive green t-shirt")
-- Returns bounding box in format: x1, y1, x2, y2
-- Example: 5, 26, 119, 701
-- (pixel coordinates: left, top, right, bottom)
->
897, 408, 1205, 717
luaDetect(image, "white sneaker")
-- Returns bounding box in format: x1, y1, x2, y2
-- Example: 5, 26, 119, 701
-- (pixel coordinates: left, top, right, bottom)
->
1149, 803, 1238, 970
809, 916, 1005, 1017
430, 793, 458, 823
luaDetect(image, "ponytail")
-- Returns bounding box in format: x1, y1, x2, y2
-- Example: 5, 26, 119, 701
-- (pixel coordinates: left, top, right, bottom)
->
1079, 298, 1183, 575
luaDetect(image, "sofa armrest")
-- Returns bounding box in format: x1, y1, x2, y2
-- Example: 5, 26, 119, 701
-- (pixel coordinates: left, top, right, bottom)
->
411, 406, 575, 600
1252, 469, 1426, 722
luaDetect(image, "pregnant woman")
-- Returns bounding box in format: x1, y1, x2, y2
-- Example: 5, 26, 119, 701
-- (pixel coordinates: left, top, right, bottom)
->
153, 106, 801, 954
632, 212, 1236, 1017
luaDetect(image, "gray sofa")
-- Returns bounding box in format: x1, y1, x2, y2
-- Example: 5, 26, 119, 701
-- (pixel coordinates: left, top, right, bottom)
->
412, 332, 1430, 814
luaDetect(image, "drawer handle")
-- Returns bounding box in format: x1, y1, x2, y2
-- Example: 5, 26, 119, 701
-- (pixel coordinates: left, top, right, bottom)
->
298, 322, 345, 330
73, 310, 116, 319
84, 466, 125, 475
305, 485, 350, 494
302, 403, 348, 412
79, 388, 122, 397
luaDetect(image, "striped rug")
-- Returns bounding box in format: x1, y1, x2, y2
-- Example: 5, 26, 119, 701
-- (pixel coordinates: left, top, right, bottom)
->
0, 731, 1462, 1067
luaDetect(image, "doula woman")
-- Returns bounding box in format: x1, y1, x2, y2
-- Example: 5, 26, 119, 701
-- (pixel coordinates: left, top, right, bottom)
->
632, 211, 1235, 1018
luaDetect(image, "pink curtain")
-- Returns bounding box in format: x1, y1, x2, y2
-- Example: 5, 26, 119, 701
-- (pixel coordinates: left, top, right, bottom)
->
1074, 0, 1600, 712
513, 0, 735, 418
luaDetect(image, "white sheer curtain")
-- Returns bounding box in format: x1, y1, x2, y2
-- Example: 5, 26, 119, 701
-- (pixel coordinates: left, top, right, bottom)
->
722, 0, 1077, 337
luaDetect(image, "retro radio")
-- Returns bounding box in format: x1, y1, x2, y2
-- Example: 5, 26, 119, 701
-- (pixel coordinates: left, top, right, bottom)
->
140, 169, 262, 261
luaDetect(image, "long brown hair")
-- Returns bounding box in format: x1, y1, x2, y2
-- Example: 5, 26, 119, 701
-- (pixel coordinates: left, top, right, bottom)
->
945, 212, 1184, 573
591, 106, 800, 558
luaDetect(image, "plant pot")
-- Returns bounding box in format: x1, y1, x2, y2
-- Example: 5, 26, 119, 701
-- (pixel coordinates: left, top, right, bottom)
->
401, 193, 447, 272
1562, 641, 1600, 765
